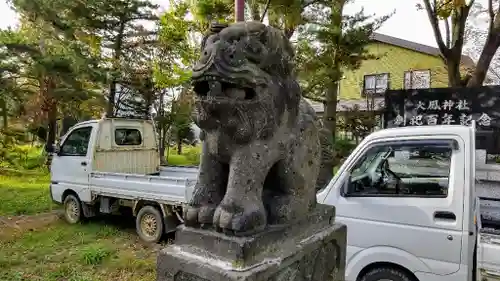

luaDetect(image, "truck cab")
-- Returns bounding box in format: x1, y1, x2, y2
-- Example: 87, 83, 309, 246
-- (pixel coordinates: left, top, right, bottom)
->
317, 124, 486, 281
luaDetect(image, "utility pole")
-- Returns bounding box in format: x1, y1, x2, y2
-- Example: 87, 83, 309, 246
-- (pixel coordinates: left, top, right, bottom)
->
235, 0, 245, 21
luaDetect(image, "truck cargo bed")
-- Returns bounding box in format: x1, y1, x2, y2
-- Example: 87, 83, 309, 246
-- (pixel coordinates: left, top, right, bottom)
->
90, 171, 196, 205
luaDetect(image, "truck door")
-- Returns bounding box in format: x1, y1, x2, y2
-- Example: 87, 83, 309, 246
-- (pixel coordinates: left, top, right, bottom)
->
336, 137, 465, 276
50, 125, 94, 201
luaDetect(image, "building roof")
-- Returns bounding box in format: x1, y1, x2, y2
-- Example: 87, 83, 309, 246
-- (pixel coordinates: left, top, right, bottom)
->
371, 33, 475, 68
305, 98, 385, 114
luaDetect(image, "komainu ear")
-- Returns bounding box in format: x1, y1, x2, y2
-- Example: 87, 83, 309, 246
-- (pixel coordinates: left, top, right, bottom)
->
200, 22, 229, 51
260, 25, 295, 77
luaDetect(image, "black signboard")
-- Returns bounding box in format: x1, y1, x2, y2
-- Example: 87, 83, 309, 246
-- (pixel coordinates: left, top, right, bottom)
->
384, 86, 500, 154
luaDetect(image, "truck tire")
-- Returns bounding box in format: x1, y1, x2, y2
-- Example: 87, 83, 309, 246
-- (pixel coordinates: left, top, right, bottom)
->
359, 267, 414, 281
136, 205, 164, 243
63, 194, 83, 224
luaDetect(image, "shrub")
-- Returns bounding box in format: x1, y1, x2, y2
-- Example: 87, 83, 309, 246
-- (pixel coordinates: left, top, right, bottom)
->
0, 145, 46, 171
333, 138, 357, 161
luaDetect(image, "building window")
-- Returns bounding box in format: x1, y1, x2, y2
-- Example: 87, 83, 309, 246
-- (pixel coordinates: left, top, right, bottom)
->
363, 73, 389, 96
404, 70, 431, 89
115, 128, 142, 146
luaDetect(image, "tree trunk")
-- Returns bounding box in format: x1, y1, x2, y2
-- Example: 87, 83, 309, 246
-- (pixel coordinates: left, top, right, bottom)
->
106, 20, 126, 117
177, 140, 182, 155
467, 35, 500, 87
158, 90, 166, 164
0, 97, 7, 128
160, 128, 168, 164
323, 82, 339, 141
43, 77, 57, 155
446, 57, 462, 87
322, 0, 344, 139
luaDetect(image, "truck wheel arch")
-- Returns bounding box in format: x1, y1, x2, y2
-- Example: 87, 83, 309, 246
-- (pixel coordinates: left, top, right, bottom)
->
133, 201, 180, 233
62, 190, 95, 218
133, 201, 178, 219
62, 189, 78, 202
347, 246, 428, 281
357, 262, 418, 281
133, 200, 163, 217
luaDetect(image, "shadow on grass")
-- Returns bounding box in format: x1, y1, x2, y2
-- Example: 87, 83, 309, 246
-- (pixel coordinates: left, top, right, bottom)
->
81, 210, 176, 243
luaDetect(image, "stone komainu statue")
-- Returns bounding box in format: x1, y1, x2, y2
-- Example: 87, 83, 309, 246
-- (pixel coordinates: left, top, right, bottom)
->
185, 21, 334, 235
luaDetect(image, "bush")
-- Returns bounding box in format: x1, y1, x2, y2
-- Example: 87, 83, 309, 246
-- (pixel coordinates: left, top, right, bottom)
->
0, 145, 46, 171
333, 138, 357, 161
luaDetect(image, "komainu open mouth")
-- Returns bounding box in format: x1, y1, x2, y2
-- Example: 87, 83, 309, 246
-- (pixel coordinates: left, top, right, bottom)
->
192, 76, 256, 101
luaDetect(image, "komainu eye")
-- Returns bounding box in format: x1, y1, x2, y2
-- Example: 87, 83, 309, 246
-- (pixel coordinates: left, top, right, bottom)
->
245, 40, 262, 54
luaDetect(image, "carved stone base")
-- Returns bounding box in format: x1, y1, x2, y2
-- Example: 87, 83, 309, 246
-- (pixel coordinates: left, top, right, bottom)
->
156, 204, 346, 281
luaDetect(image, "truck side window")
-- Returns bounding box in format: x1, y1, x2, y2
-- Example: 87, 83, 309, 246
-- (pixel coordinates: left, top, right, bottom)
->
346, 141, 452, 198
115, 128, 142, 146
60, 127, 92, 156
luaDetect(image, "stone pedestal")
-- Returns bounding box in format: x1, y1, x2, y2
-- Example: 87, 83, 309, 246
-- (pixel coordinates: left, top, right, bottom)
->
157, 205, 346, 281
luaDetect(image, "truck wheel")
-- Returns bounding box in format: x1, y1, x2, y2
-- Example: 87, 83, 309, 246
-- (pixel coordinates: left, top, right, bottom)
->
359, 267, 414, 281
63, 194, 83, 224
136, 206, 164, 243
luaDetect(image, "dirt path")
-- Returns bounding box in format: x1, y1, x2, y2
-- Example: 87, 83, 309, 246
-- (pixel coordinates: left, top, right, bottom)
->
0, 211, 62, 240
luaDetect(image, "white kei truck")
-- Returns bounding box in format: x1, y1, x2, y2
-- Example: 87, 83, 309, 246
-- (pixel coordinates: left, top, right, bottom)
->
49, 118, 197, 243
50, 117, 500, 281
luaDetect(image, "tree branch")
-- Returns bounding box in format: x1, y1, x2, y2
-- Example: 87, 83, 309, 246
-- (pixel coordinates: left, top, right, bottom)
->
488, 0, 495, 32
444, 18, 451, 48
422, 0, 450, 56
260, 0, 271, 22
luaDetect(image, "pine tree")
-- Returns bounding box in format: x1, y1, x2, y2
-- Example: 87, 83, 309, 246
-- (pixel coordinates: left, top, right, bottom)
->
295, 0, 391, 169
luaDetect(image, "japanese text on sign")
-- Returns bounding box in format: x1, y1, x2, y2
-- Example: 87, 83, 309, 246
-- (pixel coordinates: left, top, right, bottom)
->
393, 99, 492, 127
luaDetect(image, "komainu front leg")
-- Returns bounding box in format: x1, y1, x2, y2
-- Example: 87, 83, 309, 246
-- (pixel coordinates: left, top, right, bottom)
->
184, 147, 227, 226
213, 151, 272, 234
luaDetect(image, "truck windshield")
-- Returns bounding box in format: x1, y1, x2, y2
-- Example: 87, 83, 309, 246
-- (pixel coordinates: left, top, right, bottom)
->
388, 147, 451, 178
352, 149, 386, 177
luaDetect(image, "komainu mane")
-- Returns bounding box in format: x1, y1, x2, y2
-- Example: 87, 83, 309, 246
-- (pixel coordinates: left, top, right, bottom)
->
185, 21, 334, 235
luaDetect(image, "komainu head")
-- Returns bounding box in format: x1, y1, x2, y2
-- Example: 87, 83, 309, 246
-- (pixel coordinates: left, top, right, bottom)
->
191, 21, 301, 143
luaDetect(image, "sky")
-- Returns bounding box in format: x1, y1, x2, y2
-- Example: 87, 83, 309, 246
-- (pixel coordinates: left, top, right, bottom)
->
0, 0, 489, 49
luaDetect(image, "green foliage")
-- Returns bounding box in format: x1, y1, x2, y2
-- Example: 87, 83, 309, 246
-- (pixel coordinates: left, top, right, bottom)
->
188, 0, 310, 36
0, 129, 47, 171
184, 146, 201, 164
1, 145, 46, 170
155, 0, 196, 89
191, 0, 234, 25
296, 1, 392, 99
333, 138, 356, 160
167, 145, 201, 166
80, 245, 114, 265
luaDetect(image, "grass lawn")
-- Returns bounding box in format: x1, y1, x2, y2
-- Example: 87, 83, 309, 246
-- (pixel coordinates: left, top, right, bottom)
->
0, 169, 56, 216
0, 221, 158, 281
0, 171, 161, 281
